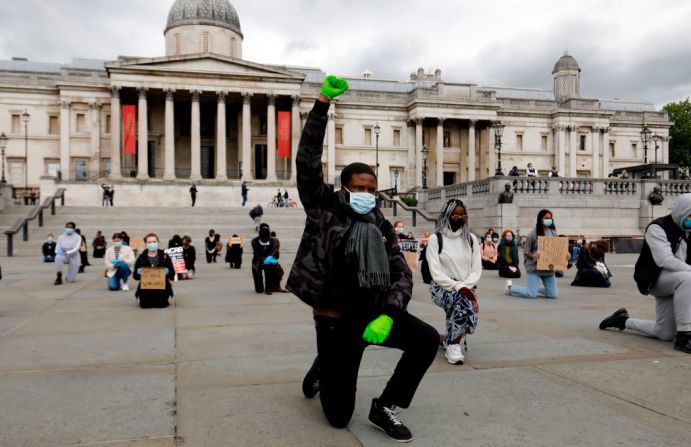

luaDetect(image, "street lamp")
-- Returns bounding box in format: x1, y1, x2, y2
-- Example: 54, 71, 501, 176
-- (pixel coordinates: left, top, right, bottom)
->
393, 169, 400, 195
493, 121, 505, 176
22, 110, 30, 191
640, 125, 651, 165
421, 144, 430, 189
374, 122, 381, 180
0, 132, 7, 184
652, 133, 661, 178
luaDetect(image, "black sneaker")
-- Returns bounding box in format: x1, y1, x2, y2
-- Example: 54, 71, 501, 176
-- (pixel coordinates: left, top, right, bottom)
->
368, 398, 413, 443
674, 331, 691, 354
54, 273, 63, 286
599, 308, 629, 330
301, 356, 320, 398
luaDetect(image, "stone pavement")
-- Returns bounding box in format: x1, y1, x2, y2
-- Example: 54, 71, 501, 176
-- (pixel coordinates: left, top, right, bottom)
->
0, 253, 689, 447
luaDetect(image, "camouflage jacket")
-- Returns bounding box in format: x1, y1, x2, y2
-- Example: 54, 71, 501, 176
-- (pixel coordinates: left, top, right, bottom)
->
286, 100, 412, 314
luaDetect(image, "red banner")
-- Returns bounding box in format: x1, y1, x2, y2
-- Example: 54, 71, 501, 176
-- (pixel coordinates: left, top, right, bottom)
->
277, 111, 291, 159
122, 105, 137, 154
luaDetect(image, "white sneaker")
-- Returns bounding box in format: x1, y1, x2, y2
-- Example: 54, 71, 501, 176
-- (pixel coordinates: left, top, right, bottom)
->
445, 343, 464, 365
504, 280, 513, 295
121, 283, 129, 291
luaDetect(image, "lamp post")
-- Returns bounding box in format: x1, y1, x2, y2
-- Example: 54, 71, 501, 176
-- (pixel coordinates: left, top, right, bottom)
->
22, 110, 30, 191
421, 144, 429, 189
652, 133, 661, 178
0, 132, 7, 184
492, 121, 505, 176
374, 122, 381, 180
640, 125, 651, 164
393, 169, 400, 195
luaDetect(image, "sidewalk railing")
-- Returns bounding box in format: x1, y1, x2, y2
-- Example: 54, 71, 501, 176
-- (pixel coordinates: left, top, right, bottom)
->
378, 191, 436, 228
4, 188, 65, 257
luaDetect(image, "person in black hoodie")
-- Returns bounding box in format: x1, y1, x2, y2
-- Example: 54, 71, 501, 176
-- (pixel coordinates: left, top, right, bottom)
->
42, 234, 56, 262
132, 233, 175, 308
287, 76, 438, 443
251, 223, 276, 294
205, 229, 221, 263
571, 240, 611, 288
180, 235, 196, 280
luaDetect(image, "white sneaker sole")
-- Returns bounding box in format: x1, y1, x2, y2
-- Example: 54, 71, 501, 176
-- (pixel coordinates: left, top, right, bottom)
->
445, 356, 464, 365
369, 421, 413, 443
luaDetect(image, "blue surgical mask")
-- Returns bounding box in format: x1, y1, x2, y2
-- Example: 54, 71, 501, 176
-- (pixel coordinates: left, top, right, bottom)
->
345, 188, 376, 215
113, 241, 123, 248
147, 243, 159, 252
506, 235, 514, 242
65, 228, 74, 235
543, 219, 553, 227
683, 218, 691, 230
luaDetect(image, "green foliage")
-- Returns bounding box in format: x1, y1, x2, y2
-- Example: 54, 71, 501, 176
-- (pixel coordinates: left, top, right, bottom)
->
400, 195, 418, 207
664, 99, 691, 167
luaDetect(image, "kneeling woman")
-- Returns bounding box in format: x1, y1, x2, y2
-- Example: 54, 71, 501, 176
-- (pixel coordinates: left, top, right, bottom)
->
571, 240, 612, 288
426, 199, 482, 365
497, 229, 521, 278
133, 233, 175, 308
105, 233, 135, 291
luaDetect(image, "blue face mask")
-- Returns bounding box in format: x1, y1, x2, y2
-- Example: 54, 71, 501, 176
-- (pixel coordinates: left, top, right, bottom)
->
113, 241, 123, 248
506, 235, 514, 242
345, 188, 376, 215
683, 218, 691, 230
543, 219, 553, 228
65, 228, 74, 235
147, 243, 159, 252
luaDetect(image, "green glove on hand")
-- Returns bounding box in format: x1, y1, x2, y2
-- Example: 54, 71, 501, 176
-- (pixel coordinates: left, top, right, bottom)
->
362, 314, 394, 345
320, 75, 349, 100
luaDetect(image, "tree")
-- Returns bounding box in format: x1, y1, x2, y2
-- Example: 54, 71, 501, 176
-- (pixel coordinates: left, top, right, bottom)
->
663, 99, 691, 167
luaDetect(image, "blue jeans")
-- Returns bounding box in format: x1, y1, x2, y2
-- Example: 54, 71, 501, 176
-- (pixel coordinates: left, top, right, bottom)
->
510, 272, 558, 299
107, 264, 131, 291
43, 256, 55, 263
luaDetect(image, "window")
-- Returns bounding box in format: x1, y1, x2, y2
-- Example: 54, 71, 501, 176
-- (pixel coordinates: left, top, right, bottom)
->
175, 34, 181, 55
443, 130, 451, 148
11, 114, 20, 133
365, 128, 372, 146
609, 142, 615, 157
76, 113, 86, 133
580, 135, 587, 151
516, 134, 523, 150
393, 129, 401, 146
631, 143, 637, 158
48, 116, 59, 135
9, 161, 24, 186
335, 127, 343, 145
105, 114, 111, 134
45, 160, 60, 177
541, 135, 548, 151
231, 37, 237, 57
203, 31, 210, 52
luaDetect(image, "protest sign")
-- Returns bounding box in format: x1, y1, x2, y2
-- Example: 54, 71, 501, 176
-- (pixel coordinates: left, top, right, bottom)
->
536, 236, 569, 271
165, 247, 187, 274
140, 267, 166, 290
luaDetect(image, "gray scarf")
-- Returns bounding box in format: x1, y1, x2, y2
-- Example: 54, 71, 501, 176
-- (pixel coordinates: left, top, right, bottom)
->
339, 192, 391, 289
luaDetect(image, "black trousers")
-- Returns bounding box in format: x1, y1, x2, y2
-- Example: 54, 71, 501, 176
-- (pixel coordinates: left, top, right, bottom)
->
313, 310, 439, 428
206, 250, 218, 263
252, 265, 270, 293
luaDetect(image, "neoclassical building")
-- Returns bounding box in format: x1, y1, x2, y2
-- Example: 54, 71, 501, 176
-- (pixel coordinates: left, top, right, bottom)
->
0, 0, 671, 196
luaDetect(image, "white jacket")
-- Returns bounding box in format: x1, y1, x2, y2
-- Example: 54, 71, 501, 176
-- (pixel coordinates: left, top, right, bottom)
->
426, 228, 482, 291
104, 246, 136, 278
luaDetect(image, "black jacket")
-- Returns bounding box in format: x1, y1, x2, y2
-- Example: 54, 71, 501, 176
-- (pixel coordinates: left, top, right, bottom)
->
251, 237, 276, 270
133, 249, 175, 300
43, 241, 56, 257
286, 100, 412, 316
183, 245, 196, 271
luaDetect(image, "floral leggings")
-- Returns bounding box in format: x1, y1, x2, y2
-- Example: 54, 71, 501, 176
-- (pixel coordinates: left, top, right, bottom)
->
430, 283, 479, 347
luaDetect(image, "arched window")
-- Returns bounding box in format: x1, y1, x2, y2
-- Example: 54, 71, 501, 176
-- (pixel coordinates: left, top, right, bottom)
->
203, 31, 210, 53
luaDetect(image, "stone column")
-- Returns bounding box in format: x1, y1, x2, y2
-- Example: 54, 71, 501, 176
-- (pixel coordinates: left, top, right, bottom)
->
327, 106, 336, 184
89, 101, 101, 177
136, 88, 148, 180
415, 119, 424, 187
591, 126, 600, 178
557, 126, 566, 175
59, 100, 71, 180
467, 120, 476, 181
266, 94, 278, 181
190, 90, 201, 181
163, 90, 176, 180
488, 124, 496, 177
436, 118, 444, 186
241, 93, 253, 180
602, 127, 610, 176
569, 125, 578, 177
216, 91, 228, 180
109, 87, 121, 179
290, 96, 300, 182
407, 121, 416, 189
662, 137, 669, 164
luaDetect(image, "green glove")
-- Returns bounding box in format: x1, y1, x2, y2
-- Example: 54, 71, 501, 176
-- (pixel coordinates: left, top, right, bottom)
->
363, 315, 394, 345
320, 75, 349, 100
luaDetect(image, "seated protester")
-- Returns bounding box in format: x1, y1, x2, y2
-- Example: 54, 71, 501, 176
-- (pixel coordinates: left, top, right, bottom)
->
225, 234, 243, 269
249, 204, 264, 231
92, 231, 107, 259
168, 234, 183, 249
120, 231, 131, 247
132, 233, 175, 309
76, 229, 89, 273
180, 235, 196, 279
480, 230, 499, 270
42, 234, 56, 263
251, 224, 277, 295
497, 229, 521, 278
205, 229, 221, 263
54, 222, 82, 285
105, 233, 135, 291
268, 231, 288, 293
571, 240, 612, 288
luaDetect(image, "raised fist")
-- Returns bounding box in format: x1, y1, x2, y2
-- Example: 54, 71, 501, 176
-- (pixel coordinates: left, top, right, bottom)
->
320, 75, 349, 100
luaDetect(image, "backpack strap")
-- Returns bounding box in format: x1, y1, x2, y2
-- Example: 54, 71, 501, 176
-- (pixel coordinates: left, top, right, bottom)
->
436, 232, 443, 254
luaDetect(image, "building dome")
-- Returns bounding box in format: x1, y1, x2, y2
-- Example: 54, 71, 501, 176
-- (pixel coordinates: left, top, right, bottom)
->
165, 0, 242, 36
552, 52, 580, 74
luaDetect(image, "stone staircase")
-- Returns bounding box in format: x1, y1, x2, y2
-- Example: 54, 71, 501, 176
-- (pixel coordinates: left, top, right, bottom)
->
0, 205, 435, 257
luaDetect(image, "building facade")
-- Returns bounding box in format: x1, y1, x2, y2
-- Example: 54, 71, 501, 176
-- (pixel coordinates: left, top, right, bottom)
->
0, 0, 671, 196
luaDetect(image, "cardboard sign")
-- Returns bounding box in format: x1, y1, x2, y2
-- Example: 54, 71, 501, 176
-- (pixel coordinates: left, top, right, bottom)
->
399, 240, 419, 253
129, 237, 145, 253
140, 267, 166, 290
536, 236, 569, 271
165, 247, 187, 274
403, 251, 418, 272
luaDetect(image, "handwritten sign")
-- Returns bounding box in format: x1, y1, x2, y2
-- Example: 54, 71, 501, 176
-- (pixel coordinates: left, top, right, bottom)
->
140, 267, 166, 290
403, 251, 418, 272
165, 247, 187, 274
129, 237, 145, 253
536, 236, 569, 271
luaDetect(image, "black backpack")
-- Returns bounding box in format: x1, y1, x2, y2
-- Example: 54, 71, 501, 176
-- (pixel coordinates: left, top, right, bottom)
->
420, 232, 474, 284
634, 215, 685, 295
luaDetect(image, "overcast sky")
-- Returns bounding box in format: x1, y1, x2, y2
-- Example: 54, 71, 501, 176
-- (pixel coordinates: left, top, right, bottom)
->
1, 0, 689, 108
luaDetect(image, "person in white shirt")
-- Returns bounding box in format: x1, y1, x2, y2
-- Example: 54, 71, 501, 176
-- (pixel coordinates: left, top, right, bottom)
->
105, 233, 136, 291
54, 222, 82, 285
526, 163, 538, 177
425, 199, 482, 365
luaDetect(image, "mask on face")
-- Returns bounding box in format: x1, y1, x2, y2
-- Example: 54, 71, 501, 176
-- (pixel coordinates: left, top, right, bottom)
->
486, 237, 492, 242
65, 228, 74, 235
47, 237, 53, 242
113, 241, 123, 248
506, 235, 514, 242
345, 188, 376, 215
543, 219, 553, 228
396, 227, 405, 234
493, 238, 499, 243
683, 217, 691, 230
146, 243, 159, 252
449, 220, 465, 232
